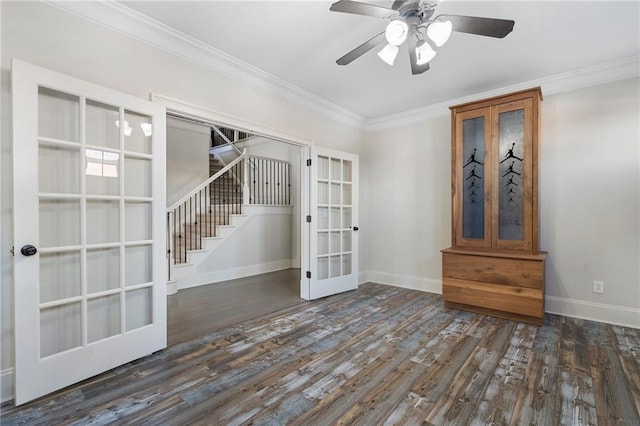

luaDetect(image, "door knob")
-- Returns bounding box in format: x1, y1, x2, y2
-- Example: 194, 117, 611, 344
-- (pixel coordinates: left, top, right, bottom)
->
353, 226, 359, 231
20, 245, 37, 256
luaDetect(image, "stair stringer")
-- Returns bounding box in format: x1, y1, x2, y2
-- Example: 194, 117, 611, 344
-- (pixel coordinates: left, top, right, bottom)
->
172, 205, 294, 291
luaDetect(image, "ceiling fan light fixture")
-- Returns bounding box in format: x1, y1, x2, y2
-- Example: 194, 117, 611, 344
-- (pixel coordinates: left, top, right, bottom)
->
377, 43, 399, 65
427, 20, 452, 47
385, 19, 409, 46
415, 39, 436, 65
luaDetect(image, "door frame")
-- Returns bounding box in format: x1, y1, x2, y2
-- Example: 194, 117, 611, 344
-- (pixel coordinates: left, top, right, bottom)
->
150, 95, 313, 299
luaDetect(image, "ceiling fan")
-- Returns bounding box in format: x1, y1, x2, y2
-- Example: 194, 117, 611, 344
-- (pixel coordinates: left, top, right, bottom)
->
330, 0, 515, 75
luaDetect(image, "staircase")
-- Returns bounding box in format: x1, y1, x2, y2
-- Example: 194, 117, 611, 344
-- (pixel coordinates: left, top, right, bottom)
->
170, 153, 245, 265
167, 143, 293, 291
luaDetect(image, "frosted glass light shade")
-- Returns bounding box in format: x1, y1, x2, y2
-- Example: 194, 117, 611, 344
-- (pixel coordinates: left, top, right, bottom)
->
415, 40, 436, 65
427, 20, 452, 47
377, 43, 399, 66
385, 20, 409, 46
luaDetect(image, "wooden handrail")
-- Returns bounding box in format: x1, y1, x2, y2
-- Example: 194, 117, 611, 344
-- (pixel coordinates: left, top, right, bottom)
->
167, 149, 246, 212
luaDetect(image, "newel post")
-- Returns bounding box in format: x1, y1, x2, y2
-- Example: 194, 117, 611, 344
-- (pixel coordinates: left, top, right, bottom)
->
242, 149, 250, 205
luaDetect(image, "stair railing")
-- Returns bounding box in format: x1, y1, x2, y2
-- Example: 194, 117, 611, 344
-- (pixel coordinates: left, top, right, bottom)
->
249, 155, 291, 205
167, 150, 248, 276
167, 150, 293, 282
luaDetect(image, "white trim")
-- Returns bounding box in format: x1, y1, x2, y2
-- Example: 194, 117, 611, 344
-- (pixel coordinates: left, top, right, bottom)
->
363, 271, 443, 294
244, 205, 294, 215
44, 0, 364, 129
545, 296, 640, 330
166, 280, 178, 296
166, 115, 211, 136
153, 94, 313, 147
365, 56, 640, 131
177, 260, 293, 291
1, 368, 14, 403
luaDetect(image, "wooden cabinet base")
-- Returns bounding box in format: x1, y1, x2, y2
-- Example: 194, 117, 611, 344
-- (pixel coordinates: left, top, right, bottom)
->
442, 248, 546, 325
444, 301, 544, 326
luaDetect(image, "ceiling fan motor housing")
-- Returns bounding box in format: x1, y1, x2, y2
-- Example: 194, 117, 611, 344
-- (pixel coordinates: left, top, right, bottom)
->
393, 0, 436, 21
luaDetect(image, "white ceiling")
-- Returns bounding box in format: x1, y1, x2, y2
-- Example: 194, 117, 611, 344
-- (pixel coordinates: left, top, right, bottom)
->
121, 1, 639, 120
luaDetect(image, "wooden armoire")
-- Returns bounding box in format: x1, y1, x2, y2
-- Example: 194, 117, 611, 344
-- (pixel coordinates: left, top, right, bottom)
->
441, 87, 546, 325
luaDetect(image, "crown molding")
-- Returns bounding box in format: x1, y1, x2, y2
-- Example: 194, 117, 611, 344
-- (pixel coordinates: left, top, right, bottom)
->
365, 55, 640, 131
41, 1, 639, 133
44, 0, 365, 129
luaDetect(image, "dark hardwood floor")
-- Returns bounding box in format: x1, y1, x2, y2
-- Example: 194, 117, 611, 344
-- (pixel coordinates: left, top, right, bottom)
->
2, 283, 639, 425
168, 268, 303, 345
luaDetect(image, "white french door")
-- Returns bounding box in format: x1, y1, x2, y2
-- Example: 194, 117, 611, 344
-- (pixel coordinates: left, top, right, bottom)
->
12, 60, 167, 405
304, 146, 359, 300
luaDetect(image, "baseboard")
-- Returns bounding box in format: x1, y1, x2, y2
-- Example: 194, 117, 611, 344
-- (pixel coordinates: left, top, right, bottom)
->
1, 368, 14, 403
545, 296, 640, 329
360, 271, 639, 329
177, 260, 292, 290
361, 271, 442, 294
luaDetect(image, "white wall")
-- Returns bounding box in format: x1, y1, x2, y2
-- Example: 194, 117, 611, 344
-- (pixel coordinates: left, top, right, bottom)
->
364, 115, 451, 293
166, 117, 210, 207
177, 207, 294, 288
363, 77, 640, 328
238, 137, 303, 267
0, 1, 364, 402
539, 78, 640, 325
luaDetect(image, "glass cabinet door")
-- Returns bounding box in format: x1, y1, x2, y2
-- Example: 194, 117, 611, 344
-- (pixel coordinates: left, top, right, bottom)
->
454, 108, 492, 248
493, 99, 533, 251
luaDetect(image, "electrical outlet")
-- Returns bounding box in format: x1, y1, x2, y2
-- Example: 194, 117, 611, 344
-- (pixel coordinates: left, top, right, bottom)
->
593, 280, 604, 294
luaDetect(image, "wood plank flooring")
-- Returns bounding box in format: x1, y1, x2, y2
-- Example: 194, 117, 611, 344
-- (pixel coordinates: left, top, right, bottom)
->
2, 283, 639, 425
168, 268, 302, 346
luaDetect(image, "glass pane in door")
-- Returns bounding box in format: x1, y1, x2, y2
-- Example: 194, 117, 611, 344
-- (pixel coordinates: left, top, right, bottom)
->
39, 144, 81, 194
39, 251, 81, 303
86, 200, 120, 244
38, 87, 79, 142
498, 109, 525, 240
124, 111, 153, 154
87, 247, 120, 293
86, 149, 120, 196
125, 202, 152, 241
88, 294, 121, 343
125, 245, 152, 286
39, 200, 81, 247
86, 100, 119, 149
126, 287, 152, 331
124, 157, 152, 197
40, 303, 82, 358
462, 117, 485, 239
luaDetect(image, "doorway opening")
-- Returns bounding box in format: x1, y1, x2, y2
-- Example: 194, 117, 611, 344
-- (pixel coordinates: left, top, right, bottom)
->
165, 113, 305, 345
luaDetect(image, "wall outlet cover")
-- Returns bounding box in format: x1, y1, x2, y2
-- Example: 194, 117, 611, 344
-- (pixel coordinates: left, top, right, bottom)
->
593, 280, 604, 294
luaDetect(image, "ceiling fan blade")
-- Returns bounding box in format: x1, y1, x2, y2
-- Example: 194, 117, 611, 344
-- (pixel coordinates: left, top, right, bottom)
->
336, 31, 386, 65
330, 0, 398, 19
407, 33, 430, 75
436, 14, 515, 38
